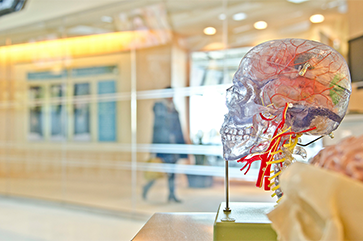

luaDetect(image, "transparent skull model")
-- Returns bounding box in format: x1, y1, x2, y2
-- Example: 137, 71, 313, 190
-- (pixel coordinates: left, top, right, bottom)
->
220, 39, 351, 196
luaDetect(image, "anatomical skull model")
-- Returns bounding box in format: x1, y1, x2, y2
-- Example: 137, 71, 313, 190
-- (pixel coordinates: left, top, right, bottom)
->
220, 38, 351, 200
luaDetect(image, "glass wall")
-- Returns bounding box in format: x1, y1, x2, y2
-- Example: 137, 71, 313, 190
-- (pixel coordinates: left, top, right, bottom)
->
0, 0, 360, 217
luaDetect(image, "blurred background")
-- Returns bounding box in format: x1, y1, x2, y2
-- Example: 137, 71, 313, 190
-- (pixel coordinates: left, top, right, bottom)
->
0, 0, 363, 240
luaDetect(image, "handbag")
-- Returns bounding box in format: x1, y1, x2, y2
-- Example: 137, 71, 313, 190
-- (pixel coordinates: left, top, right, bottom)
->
144, 157, 166, 180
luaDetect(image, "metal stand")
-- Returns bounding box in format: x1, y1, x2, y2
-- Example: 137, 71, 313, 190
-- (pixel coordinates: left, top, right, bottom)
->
221, 160, 235, 222
224, 160, 231, 212
214, 162, 276, 240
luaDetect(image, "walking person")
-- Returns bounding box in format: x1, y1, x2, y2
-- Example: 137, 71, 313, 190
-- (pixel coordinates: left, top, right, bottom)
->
143, 87, 187, 202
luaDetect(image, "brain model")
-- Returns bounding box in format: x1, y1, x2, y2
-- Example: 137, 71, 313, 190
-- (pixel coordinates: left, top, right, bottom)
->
220, 38, 351, 194
310, 135, 363, 182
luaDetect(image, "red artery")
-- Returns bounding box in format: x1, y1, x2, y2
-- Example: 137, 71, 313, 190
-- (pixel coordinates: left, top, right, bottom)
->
237, 103, 316, 190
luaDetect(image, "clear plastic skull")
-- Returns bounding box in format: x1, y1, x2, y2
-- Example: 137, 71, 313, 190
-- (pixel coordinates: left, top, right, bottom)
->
220, 38, 351, 190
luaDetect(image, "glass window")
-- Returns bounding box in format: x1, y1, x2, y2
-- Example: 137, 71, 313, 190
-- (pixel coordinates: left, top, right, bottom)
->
73, 83, 91, 141
98, 80, 117, 142
0, 0, 357, 227
50, 84, 67, 141
28, 86, 44, 141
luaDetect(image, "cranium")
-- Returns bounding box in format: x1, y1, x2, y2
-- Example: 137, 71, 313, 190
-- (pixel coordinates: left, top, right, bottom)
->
220, 38, 351, 190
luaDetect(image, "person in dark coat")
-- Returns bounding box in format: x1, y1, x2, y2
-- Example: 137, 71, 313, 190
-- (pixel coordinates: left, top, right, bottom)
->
143, 92, 187, 203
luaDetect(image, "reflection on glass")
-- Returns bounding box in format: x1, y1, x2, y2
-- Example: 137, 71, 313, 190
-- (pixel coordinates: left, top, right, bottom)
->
50, 84, 67, 141
0, 0, 354, 228
128, 4, 172, 49
98, 80, 116, 142
190, 47, 252, 86
73, 83, 90, 141
28, 86, 43, 141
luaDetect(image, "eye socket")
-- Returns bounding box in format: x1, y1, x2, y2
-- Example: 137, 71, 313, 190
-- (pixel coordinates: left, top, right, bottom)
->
226, 86, 240, 101
235, 81, 247, 96
226, 84, 248, 103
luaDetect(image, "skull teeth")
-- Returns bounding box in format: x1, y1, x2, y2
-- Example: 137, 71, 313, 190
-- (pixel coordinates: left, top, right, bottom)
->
244, 128, 251, 135
221, 127, 250, 142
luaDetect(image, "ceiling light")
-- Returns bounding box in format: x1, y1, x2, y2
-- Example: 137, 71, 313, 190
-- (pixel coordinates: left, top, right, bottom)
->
219, 13, 226, 20
254, 21, 267, 30
310, 14, 324, 23
101, 16, 113, 23
233, 12, 247, 21
204, 27, 216, 35
287, 0, 308, 3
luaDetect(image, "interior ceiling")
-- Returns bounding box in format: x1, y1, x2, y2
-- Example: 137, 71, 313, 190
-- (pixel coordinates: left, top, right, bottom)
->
0, 0, 348, 50
166, 0, 348, 50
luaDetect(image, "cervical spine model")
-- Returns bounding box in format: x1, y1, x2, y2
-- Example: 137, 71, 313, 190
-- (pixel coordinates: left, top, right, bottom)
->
220, 38, 351, 200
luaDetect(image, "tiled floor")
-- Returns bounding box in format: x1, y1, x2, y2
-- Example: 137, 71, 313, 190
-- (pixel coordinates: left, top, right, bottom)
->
0, 173, 274, 240
0, 197, 146, 241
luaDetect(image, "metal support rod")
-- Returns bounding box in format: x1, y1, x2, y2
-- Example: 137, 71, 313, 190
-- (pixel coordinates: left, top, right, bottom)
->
224, 160, 231, 212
